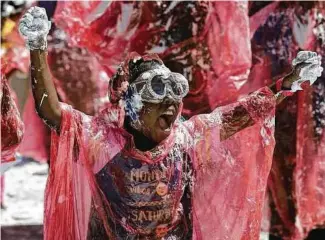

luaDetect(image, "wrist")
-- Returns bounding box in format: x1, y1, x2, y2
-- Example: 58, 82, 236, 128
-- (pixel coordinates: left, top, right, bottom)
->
281, 72, 298, 90
281, 80, 292, 90
275, 77, 294, 97
26, 35, 48, 51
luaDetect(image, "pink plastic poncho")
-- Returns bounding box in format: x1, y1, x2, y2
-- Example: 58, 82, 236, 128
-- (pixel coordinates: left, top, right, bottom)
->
249, 2, 325, 239
44, 52, 276, 239
1, 65, 24, 163
53, 1, 252, 117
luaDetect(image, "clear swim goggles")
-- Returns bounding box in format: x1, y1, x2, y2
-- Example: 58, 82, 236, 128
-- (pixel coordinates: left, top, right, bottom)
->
130, 66, 189, 104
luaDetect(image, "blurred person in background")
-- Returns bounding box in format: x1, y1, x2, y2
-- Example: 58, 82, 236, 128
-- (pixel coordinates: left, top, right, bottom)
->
0, 68, 24, 209
1, 0, 31, 110
1, 0, 31, 210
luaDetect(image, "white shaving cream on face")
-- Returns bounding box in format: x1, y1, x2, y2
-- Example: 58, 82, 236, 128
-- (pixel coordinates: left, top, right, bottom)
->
129, 93, 143, 113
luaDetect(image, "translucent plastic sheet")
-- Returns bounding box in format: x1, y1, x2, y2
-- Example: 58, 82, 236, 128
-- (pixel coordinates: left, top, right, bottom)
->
1, 65, 24, 163
250, 2, 325, 239
44, 52, 276, 240
54, 1, 252, 117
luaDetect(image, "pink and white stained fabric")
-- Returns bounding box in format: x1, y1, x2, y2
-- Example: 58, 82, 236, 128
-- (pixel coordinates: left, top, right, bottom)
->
53, 1, 252, 117
44, 80, 276, 240
1, 66, 24, 163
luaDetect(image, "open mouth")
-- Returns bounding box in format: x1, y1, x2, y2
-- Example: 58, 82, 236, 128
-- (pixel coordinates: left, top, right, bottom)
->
158, 110, 175, 131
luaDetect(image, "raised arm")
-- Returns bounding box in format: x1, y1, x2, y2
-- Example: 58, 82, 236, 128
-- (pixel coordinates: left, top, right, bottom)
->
19, 7, 61, 130
220, 87, 273, 141
220, 51, 323, 141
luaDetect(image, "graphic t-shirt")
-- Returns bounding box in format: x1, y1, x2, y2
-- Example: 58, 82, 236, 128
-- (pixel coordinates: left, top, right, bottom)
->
87, 145, 193, 240
46, 86, 276, 239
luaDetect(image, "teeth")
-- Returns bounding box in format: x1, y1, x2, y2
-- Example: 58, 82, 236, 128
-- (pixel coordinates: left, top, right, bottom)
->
163, 112, 174, 116
163, 110, 174, 115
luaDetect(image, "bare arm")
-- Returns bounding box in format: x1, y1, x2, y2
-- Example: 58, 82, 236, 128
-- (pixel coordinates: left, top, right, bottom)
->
30, 50, 61, 129
19, 7, 61, 130
220, 77, 289, 141
220, 105, 254, 141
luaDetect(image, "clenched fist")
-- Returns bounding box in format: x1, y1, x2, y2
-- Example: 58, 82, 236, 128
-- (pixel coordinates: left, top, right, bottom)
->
284, 51, 323, 92
19, 6, 51, 50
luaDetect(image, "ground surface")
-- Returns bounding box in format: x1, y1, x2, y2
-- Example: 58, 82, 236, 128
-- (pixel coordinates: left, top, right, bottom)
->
1, 160, 47, 239
1, 160, 324, 240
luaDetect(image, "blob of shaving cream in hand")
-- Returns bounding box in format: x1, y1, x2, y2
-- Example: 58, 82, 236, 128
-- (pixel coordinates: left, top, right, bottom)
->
291, 51, 323, 92
19, 6, 51, 50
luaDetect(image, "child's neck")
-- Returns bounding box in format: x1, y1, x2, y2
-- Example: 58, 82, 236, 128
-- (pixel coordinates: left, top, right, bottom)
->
124, 120, 158, 152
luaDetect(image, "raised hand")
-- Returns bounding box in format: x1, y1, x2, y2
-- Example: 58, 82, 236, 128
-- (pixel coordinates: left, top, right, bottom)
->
18, 7, 61, 129
283, 51, 323, 92
19, 6, 51, 50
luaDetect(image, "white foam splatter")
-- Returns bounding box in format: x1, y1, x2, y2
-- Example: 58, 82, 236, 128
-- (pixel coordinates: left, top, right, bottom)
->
290, 51, 323, 92
19, 6, 51, 50
39, 92, 48, 107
